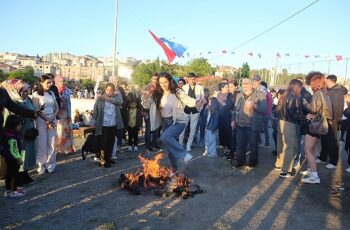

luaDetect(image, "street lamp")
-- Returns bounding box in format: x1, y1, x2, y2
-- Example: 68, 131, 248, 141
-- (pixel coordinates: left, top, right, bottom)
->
112, 0, 118, 78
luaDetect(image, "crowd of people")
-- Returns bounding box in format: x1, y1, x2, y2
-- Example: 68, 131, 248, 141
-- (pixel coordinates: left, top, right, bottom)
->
1, 70, 350, 198
0, 74, 75, 198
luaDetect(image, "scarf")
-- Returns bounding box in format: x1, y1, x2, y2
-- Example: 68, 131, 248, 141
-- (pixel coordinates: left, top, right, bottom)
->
55, 75, 65, 93
0, 79, 30, 103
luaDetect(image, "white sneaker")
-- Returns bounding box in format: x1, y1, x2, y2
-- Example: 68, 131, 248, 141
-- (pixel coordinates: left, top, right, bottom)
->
4, 190, 11, 198
93, 157, 100, 162
47, 169, 55, 174
346, 167, 350, 173
300, 169, 311, 176
326, 163, 336, 169
302, 175, 320, 184
128, 146, 132, 152
186, 146, 192, 152
134, 146, 138, 152
184, 153, 193, 163
111, 155, 118, 160
202, 152, 208, 156
9, 191, 25, 198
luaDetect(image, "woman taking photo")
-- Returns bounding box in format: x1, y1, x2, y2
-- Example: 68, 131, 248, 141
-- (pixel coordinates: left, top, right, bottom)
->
32, 74, 59, 175
55, 75, 75, 154
142, 72, 201, 175
301, 72, 333, 184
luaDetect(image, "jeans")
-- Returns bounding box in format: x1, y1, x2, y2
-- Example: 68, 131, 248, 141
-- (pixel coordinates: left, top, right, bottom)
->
260, 115, 270, 145
179, 113, 200, 149
161, 122, 187, 171
161, 117, 173, 132
205, 130, 218, 156
144, 117, 158, 147
235, 126, 259, 165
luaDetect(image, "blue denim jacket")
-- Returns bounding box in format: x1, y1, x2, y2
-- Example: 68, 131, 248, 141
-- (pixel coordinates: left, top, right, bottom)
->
206, 110, 219, 132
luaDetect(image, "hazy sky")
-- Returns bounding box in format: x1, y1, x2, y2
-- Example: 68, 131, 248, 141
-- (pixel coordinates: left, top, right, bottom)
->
1, 0, 349, 76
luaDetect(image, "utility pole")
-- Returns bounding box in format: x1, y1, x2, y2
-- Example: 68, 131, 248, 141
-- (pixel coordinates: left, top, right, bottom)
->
112, 0, 119, 78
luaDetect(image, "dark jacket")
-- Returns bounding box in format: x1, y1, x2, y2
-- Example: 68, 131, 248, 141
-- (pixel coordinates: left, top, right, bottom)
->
278, 93, 305, 124
327, 84, 348, 121
0, 88, 35, 149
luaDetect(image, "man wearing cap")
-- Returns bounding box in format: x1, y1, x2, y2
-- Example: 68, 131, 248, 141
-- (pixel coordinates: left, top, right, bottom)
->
232, 78, 267, 168
179, 72, 204, 152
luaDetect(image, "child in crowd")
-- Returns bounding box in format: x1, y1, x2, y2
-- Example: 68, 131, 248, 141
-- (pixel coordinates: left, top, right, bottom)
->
3, 115, 26, 198
202, 97, 220, 157
126, 94, 142, 152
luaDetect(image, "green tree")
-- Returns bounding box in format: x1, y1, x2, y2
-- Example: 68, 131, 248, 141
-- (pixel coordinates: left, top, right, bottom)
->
131, 59, 169, 87
0, 69, 7, 82
235, 62, 250, 83
81, 79, 95, 91
7, 67, 37, 85
185, 58, 214, 76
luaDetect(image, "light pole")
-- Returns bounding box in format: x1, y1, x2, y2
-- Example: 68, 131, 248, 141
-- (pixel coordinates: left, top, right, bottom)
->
112, 0, 119, 78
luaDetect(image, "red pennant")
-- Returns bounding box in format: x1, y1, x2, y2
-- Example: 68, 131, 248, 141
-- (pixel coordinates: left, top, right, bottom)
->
276, 52, 281, 58
248, 52, 253, 56
148, 30, 176, 63
336, 55, 343, 61
304, 55, 310, 58
222, 50, 227, 54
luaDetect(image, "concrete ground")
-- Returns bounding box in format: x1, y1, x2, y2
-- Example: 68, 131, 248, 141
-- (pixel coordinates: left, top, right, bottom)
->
1, 135, 350, 230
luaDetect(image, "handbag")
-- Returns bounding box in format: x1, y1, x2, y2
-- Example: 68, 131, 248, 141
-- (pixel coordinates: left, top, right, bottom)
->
308, 92, 329, 135
309, 112, 328, 135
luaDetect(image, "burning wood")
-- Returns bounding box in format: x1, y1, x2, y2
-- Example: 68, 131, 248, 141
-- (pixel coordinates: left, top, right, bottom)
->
118, 153, 203, 198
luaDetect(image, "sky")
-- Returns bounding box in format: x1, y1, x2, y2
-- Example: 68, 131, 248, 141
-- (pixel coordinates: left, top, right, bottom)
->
1, 0, 350, 77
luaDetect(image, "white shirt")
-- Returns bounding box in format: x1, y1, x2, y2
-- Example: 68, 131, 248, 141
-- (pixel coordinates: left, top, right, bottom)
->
160, 94, 177, 118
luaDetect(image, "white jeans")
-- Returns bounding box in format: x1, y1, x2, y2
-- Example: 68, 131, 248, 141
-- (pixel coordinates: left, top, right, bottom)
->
36, 117, 57, 173
179, 113, 200, 149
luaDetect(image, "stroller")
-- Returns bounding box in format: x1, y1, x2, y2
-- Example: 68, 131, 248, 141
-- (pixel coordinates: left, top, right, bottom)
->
81, 132, 100, 160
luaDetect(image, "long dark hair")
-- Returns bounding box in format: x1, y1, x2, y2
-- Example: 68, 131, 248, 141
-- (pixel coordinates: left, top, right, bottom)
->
277, 79, 302, 113
152, 72, 177, 109
37, 74, 52, 96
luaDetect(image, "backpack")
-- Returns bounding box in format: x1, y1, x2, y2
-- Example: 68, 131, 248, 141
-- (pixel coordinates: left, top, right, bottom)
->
81, 133, 99, 160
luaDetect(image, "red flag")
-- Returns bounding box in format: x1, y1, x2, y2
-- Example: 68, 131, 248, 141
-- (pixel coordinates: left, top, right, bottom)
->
248, 52, 253, 56
304, 55, 310, 58
148, 30, 176, 63
336, 55, 343, 61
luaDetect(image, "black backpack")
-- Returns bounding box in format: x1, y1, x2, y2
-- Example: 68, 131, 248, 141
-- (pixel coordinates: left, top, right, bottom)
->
81, 133, 99, 160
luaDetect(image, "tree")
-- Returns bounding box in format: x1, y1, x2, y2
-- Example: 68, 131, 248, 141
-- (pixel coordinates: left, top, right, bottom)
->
81, 79, 95, 91
235, 62, 250, 83
7, 67, 37, 85
0, 69, 6, 82
185, 58, 214, 76
131, 59, 169, 87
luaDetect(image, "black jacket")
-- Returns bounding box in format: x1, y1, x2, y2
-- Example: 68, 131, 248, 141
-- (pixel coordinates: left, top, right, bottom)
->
328, 84, 348, 121
278, 93, 305, 124
0, 88, 35, 149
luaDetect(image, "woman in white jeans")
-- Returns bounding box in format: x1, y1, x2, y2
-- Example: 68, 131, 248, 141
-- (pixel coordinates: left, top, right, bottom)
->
32, 74, 59, 175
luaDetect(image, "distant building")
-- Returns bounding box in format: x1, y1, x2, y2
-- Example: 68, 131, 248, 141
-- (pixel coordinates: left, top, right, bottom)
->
0, 62, 16, 73
33, 62, 56, 77
215, 66, 236, 77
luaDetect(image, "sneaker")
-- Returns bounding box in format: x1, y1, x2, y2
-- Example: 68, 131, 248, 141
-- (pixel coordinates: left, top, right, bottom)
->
16, 187, 27, 195
93, 157, 100, 162
184, 153, 193, 163
186, 146, 192, 152
47, 169, 55, 174
202, 152, 208, 156
128, 146, 133, 152
345, 167, 350, 173
4, 190, 11, 198
9, 191, 25, 198
300, 169, 311, 176
326, 163, 337, 169
134, 146, 138, 152
315, 159, 326, 164
302, 175, 320, 184
279, 172, 292, 178
111, 155, 118, 160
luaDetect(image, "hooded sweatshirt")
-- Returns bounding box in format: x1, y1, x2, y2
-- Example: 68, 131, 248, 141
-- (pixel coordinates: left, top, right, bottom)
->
327, 84, 348, 121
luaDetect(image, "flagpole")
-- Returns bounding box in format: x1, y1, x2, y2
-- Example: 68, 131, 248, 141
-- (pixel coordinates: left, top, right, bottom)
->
112, 0, 119, 78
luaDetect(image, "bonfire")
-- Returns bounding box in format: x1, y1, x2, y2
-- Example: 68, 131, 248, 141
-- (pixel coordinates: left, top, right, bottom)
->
118, 153, 203, 199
